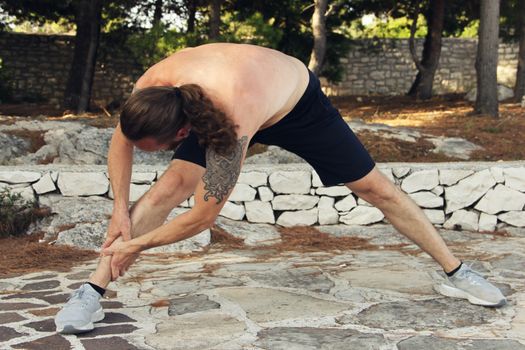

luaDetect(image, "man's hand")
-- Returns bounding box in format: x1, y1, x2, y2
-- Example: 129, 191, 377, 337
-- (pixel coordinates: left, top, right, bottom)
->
101, 240, 141, 281
103, 210, 132, 249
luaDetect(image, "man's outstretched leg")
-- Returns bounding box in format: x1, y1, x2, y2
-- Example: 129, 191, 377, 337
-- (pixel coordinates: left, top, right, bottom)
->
55, 160, 202, 334
346, 167, 506, 307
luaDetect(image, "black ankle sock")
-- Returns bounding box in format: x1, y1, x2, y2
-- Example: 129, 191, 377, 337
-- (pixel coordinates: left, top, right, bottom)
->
86, 282, 105, 297
445, 262, 463, 277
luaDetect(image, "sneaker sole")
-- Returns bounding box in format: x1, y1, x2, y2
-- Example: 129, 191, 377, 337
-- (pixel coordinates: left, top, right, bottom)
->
56, 307, 105, 334
434, 283, 506, 307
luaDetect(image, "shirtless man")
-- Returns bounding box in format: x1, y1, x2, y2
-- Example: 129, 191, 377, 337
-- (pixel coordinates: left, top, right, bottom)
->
55, 43, 505, 334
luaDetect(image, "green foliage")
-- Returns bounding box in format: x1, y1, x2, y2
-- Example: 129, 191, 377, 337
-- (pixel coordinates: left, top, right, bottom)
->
125, 23, 205, 69
222, 12, 283, 48
457, 20, 479, 38
10, 18, 75, 34
347, 14, 428, 39
0, 188, 38, 238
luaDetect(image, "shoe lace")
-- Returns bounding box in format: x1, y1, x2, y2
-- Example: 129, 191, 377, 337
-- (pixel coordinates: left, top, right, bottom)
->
457, 265, 485, 286
66, 286, 97, 309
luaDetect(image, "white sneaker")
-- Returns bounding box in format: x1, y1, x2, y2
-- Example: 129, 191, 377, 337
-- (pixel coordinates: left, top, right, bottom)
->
434, 264, 506, 307
55, 283, 105, 334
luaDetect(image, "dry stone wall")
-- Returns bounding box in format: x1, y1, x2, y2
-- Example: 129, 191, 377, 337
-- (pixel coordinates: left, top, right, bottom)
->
1, 162, 524, 234
0, 32, 142, 106
323, 38, 519, 96
0, 34, 520, 103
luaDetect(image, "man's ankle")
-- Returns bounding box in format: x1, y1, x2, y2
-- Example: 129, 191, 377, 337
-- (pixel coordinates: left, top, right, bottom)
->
86, 282, 106, 297
445, 261, 463, 277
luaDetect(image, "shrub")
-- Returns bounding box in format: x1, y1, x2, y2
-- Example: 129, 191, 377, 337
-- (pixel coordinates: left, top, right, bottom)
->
0, 188, 48, 238
126, 23, 204, 69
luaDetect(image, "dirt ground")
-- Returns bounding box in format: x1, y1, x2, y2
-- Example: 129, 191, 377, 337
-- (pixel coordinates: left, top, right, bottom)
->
0, 95, 523, 275
2, 94, 524, 162
333, 94, 525, 162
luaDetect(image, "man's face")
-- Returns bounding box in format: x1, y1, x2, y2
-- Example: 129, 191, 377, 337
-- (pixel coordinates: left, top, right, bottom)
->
133, 126, 190, 152
133, 137, 168, 152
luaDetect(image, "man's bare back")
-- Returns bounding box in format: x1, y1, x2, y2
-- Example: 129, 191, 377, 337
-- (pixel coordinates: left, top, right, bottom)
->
134, 43, 310, 132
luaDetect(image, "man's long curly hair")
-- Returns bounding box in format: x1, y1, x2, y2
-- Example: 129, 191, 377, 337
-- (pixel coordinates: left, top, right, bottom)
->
120, 85, 239, 155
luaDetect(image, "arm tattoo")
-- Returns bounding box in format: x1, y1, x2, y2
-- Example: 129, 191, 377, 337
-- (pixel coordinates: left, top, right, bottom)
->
202, 136, 248, 204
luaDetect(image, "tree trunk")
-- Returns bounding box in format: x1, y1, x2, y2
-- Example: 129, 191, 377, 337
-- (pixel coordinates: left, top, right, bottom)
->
408, 0, 445, 99
514, 0, 525, 102
152, 0, 163, 26
64, 0, 102, 113
208, 0, 222, 41
186, 0, 197, 33
475, 0, 500, 117
308, 0, 328, 76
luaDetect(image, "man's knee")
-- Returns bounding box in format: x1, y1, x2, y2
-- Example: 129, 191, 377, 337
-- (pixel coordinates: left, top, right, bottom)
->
346, 167, 398, 206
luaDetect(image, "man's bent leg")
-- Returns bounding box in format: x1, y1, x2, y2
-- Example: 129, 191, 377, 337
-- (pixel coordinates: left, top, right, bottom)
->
90, 160, 203, 288
55, 161, 203, 334
346, 166, 505, 307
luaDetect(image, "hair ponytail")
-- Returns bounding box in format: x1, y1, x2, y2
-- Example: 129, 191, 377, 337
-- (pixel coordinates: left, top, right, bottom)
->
179, 84, 238, 155
120, 84, 238, 155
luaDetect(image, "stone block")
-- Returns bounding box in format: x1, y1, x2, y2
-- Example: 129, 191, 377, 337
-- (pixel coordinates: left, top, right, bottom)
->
401, 169, 439, 193
443, 210, 479, 231
498, 211, 525, 227
392, 167, 410, 179
479, 213, 497, 231
129, 184, 150, 202
340, 206, 384, 225
229, 183, 257, 202
431, 186, 444, 196
318, 197, 339, 225
439, 169, 474, 186
0, 171, 41, 184
334, 195, 357, 212
32, 172, 56, 194
490, 167, 505, 183
245, 201, 275, 224
316, 186, 351, 196
474, 184, 525, 215
277, 208, 318, 227
130, 172, 156, 184
109, 183, 150, 202
219, 202, 245, 221
269, 171, 311, 194
504, 167, 525, 192
238, 171, 268, 187
312, 171, 323, 187
57, 172, 109, 197
272, 195, 319, 210
409, 191, 444, 208
258, 186, 274, 202
444, 170, 496, 214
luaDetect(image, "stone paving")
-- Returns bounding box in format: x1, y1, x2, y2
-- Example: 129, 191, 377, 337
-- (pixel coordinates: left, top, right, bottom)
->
1, 224, 524, 349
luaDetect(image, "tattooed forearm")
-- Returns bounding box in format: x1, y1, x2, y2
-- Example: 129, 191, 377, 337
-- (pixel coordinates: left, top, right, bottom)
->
202, 136, 248, 204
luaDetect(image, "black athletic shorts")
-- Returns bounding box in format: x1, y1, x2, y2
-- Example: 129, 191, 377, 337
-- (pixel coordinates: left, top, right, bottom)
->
173, 69, 375, 186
